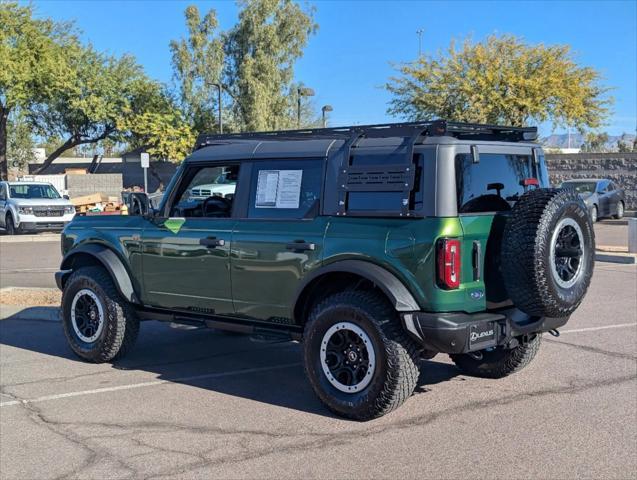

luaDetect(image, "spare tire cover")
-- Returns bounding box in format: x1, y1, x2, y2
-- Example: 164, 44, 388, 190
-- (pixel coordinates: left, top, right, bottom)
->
501, 188, 595, 318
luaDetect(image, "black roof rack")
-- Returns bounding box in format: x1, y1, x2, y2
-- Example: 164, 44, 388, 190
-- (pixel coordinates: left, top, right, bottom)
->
194, 119, 538, 150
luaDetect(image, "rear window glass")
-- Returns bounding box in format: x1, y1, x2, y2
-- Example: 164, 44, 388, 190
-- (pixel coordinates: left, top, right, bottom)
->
455, 153, 533, 213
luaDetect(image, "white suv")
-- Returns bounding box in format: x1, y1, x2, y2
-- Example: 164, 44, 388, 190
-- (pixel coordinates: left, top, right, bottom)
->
0, 181, 76, 234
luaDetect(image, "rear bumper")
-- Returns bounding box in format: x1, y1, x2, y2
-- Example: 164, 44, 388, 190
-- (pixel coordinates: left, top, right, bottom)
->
402, 308, 569, 354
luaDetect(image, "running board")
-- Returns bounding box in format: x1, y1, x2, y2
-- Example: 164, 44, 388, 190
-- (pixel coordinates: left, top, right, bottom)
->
136, 307, 302, 341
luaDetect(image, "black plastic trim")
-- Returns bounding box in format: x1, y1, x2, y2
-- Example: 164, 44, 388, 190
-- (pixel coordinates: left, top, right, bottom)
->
293, 260, 421, 315
59, 244, 139, 304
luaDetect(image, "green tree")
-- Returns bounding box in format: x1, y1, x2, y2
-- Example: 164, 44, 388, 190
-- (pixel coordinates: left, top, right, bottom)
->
6, 110, 35, 172
386, 34, 612, 130
0, 2, 71, 179
169, 5, 225, 133
170, 1, 317, 134
30, 46, 168, 173
581, 132, 609, 152
121, 110, 195, 161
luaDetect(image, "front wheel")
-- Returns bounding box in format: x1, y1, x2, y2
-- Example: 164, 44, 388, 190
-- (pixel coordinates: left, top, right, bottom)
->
5, 214, 19, 235
450, 334, 542, 378
61, 266, 139, 363
303, 291, 420, 421
590, 205, 598, 223
614, 201, 625, 219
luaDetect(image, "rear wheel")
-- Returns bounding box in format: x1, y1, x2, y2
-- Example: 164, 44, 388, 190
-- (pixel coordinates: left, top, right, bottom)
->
614, 201, 625, 219
303, 291, 420, 421
61, 266, 139, 363
450, 335, 542, 378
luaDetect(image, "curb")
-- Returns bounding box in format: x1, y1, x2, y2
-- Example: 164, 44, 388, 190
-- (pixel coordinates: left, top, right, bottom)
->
0, 234, 60, 244
0, 305, 60, 321
595, 252, 637, 265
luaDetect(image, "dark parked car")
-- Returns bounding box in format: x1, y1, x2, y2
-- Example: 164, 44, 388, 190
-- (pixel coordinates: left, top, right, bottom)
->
561, 179, 626, 222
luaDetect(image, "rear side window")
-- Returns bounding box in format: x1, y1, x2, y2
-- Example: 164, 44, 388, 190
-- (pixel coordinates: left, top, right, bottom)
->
247, 159, 323, 219
455, 153, 532, 213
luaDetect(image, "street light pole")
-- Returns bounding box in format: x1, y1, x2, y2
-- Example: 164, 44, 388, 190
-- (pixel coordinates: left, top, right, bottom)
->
416, 29, 424, 58
297, 87, 315, 129
321, 105, 333, 128
212, 83, 223, 134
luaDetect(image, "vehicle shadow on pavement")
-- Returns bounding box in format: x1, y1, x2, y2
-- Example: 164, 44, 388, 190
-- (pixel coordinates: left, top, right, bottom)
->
0, 310, 461, 418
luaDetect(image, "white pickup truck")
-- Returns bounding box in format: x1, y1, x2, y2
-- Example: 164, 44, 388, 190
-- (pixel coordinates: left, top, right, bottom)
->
0, 181, 76, 234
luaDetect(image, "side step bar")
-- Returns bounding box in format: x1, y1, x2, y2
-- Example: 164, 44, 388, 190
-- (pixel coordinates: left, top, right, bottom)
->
135, 307, 302, 341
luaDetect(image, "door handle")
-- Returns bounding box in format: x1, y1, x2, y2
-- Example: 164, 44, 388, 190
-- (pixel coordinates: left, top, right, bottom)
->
199, 237, 225, 248
286, 240, 316, 252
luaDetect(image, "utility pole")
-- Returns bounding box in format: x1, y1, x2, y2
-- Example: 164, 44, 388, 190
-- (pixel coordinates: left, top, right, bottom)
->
416, 29, 424, 58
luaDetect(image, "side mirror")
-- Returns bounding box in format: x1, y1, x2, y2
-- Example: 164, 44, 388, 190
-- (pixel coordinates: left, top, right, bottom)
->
126, 192, 151, 217
63, 194, 70, 200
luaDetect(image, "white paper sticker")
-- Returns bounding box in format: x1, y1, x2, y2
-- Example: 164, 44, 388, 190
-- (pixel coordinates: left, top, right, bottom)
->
255, 169, 303, 209
256, 170, 279, 207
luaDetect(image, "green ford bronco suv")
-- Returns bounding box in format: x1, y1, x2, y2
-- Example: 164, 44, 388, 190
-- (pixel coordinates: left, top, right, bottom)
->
56, 120, 595, 420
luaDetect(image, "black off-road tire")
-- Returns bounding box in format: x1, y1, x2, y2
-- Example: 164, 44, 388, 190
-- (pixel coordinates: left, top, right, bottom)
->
303, 291, 420, 421
450, 335, 542, 379
501, 188, 594, 318
61, 266, 139, 363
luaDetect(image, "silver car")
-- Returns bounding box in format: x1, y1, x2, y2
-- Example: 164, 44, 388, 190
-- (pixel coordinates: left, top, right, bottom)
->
561, 178, 626, 222
0, 181, 76, 234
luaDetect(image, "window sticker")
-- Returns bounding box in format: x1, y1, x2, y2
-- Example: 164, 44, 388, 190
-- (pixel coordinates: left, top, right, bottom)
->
255, 169, 303, 209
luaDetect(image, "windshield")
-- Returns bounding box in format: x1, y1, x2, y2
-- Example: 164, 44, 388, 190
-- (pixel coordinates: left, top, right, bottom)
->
9, 184, 61, 199
562, 181, 596, 194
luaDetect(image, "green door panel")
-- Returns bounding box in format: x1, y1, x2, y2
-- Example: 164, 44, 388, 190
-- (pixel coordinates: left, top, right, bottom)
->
231, 217, 329, 320
141, 218, 235, 314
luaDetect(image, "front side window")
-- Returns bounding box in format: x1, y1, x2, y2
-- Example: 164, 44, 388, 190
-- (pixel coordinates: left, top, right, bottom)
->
455, 153, 533, 213
9, 184, 60, 199
248, 159, 323, 219
172, 165, 239, 218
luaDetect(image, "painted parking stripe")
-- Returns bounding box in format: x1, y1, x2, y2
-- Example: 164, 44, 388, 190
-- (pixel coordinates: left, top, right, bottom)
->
558, 323, 637, 334
0, 362, 302, 408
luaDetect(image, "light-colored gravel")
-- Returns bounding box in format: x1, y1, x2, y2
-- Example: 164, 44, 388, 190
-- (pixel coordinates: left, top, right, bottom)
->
0, 287, 61, 306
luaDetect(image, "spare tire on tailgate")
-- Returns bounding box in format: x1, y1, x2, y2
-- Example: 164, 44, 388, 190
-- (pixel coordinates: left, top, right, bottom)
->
501, 188, 595, 318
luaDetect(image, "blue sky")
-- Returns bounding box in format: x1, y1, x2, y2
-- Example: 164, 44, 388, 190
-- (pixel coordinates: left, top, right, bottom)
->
32, 0, 637, 136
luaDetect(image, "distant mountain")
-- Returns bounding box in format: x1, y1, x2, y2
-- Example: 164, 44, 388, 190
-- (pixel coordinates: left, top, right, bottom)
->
541, 133, 635, 150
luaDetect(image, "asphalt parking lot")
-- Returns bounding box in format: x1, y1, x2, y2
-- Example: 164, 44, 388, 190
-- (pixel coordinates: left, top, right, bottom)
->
1, 261, 635, 479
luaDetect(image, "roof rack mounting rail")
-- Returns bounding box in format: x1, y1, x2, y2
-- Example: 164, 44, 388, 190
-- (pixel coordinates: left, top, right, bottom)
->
193, 120, 538, 150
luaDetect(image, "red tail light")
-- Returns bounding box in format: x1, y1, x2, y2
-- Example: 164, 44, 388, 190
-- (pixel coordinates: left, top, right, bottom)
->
437, 238, 461, 289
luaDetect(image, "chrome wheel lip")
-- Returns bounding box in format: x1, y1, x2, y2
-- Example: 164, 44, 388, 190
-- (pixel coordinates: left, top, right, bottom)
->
70, 289, 105, 343
550, 217, 586, 289
320, 322, 376, 394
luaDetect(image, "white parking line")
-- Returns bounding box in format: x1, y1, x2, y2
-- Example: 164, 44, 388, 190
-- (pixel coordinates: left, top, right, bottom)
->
0, 362, 302, 408
558, 323, 637, 334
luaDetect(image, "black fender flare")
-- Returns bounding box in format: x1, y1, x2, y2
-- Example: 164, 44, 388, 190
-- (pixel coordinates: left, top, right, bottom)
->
58, 244, 139, 304
294, 260, 420, 317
